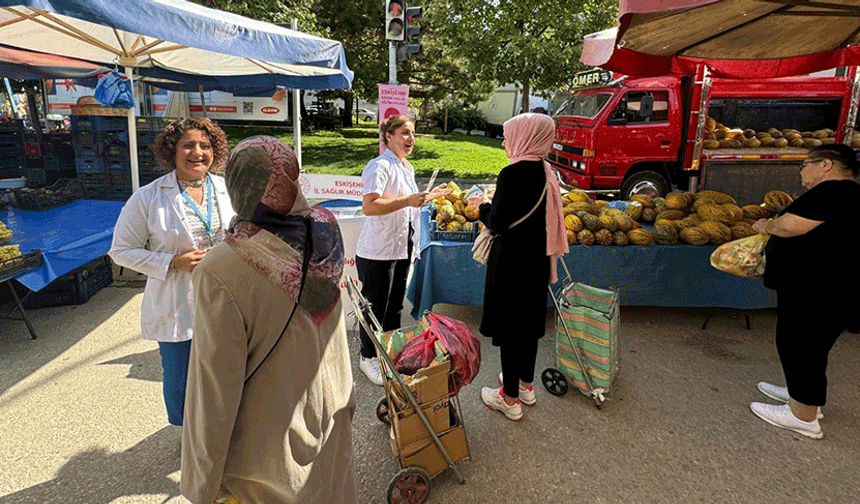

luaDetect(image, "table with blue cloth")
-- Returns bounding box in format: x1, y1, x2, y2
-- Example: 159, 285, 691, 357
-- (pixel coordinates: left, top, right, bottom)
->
0, 199, 125, 339
406, 206, 776, 319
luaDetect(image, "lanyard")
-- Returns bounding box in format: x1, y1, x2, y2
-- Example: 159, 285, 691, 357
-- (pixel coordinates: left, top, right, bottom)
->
179, 176, 213, 240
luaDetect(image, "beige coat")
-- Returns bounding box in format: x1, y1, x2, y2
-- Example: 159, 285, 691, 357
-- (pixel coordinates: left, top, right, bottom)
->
181, 232, 356, 504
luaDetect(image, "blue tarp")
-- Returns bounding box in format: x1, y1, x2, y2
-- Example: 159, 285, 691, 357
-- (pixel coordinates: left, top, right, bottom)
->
407, 206, 777, 318
1, 200, 125, 292
0, 1, 353, 90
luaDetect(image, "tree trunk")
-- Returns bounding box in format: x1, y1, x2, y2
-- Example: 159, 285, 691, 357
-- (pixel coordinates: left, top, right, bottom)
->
520, 81, 530, 115
444, 102, 449, 134
342, 93, 353, 127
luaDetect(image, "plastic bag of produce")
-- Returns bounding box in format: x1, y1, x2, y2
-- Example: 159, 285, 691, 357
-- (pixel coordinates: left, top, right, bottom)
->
710, 233, 768, 279
392, 312, 481, 393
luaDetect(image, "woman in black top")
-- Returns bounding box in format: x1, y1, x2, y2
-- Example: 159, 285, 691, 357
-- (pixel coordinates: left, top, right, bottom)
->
750, 144, 860, 439
468, 113, 568, 421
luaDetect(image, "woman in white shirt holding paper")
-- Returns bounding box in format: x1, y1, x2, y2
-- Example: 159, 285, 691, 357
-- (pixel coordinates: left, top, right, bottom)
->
355, 115, 446, 385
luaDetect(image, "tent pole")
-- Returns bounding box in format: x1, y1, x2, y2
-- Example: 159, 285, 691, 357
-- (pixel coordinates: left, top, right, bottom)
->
125, 65, 140, 192
291, 18, 302, 170
199, 85, 207, 117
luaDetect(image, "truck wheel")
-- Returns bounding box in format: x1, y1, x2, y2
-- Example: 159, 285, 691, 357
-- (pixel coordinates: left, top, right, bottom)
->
620, 171, 669, 200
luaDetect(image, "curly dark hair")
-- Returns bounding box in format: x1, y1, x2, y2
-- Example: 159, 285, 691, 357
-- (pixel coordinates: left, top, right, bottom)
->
152, 117, 229, 174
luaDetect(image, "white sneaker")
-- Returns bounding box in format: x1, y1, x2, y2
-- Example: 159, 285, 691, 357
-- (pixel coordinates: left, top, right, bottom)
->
757, 382, 823, 419
481, 386, 523, 421
498, 372, 536, 406
750, 402, 823, 439
360, 356, 384, 386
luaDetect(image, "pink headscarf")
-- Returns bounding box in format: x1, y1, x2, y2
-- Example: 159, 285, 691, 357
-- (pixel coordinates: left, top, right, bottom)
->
503, 113, 569, 283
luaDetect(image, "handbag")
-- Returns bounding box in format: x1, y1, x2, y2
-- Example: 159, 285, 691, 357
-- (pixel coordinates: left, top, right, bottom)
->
472, 179, 548, 265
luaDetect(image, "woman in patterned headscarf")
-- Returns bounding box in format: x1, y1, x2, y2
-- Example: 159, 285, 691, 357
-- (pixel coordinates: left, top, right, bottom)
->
180, 136, 356, 504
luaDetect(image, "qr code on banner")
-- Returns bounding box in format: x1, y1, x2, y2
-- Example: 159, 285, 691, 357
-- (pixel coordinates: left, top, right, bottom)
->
243, 102, 253, 115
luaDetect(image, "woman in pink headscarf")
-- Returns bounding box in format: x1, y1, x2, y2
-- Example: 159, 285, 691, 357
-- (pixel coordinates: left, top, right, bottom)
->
468, 113, 568, 421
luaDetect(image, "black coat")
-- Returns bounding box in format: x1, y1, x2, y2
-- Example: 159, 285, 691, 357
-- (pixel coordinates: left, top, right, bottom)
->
478, 160, 549, 345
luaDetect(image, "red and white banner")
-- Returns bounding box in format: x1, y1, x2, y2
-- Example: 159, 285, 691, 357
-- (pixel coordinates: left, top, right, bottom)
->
378, 84, 410, 153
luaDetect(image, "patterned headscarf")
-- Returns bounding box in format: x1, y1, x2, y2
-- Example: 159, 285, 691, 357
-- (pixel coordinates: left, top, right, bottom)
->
503, 113, 569, 282
224, 136, 344, 325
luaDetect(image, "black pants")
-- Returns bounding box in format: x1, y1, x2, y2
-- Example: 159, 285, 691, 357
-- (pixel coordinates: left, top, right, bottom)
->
355, 230, 413, 358
500, 337, 540, 398
776, 290, 844, 406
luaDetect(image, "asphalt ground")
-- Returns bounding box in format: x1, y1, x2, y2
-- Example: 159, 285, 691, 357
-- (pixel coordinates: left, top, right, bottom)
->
1, 266, 859, 504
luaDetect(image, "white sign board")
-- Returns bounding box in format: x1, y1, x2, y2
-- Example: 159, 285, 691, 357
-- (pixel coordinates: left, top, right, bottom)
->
298, 174, 363, 201
152, 89, 288, 122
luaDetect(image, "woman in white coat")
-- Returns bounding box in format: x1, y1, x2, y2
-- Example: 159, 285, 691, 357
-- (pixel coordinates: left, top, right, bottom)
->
109, 117, 235, 427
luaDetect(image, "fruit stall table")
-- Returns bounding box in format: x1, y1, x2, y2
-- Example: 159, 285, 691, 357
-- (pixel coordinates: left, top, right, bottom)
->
406, 206, 776, 319
0, 199, 125, 339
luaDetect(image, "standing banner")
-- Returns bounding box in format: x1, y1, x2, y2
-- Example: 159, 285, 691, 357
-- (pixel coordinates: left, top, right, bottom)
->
378, 84, 410, 153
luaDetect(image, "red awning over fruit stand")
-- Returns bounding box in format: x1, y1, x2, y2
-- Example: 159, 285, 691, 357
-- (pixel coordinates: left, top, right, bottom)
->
581, 0, 860, 79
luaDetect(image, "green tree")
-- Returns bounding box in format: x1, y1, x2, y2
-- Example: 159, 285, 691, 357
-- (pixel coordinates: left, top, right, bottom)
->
441, 0, 617, 111
192, 0, 318, 30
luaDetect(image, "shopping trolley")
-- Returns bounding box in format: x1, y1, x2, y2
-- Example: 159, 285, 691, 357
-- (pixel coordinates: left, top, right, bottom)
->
541, 260, 620, 409
346, 277, 470, 504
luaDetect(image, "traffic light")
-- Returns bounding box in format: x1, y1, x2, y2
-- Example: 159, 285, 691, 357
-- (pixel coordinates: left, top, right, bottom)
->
385, 0, 406, 41
398, 5, 423, 63
396, 44, 422, 63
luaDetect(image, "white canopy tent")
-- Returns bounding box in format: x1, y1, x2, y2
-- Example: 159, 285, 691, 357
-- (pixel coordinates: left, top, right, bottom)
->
0, 0, 353, 190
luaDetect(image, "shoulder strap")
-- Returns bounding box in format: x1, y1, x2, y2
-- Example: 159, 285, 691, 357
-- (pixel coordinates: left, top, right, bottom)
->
245, 217, 313, 384
508, 178, 548, 231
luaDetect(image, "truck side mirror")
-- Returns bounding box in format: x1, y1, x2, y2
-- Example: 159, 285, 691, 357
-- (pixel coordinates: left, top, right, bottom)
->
639, 95, 654, 118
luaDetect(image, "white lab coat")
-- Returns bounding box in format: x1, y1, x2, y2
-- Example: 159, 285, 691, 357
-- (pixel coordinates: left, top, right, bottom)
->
109, 171, 235, 342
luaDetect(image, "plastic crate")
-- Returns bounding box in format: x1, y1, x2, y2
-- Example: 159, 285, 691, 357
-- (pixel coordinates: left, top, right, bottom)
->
88, 186, 132, 201
104, 143, 130, 159
429, 221, 480, 242
106, 157, 131, 173
0, 249, 43, 284
23, 255, 113, 309
0, 129, 23, 145
13, 178, 86, 211
135, 116, 168, 132
73, 142, 98, 158
75, 155, 103, 174
109, 172, 132, 187
0, 166, 25, 178
71, 115, 127, 132
77, 172, 108, 190
43, 155, 63, 172
0, 119, 23, 132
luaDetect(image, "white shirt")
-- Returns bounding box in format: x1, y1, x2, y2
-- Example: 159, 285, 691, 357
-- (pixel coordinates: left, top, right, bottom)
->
356, 149, 421, 260
109, 171, 235, 342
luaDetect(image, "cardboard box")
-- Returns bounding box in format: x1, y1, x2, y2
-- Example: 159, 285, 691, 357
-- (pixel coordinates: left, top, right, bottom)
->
385, 358, 451, 411
392, 396, 452, 447
397, 421, 470, 478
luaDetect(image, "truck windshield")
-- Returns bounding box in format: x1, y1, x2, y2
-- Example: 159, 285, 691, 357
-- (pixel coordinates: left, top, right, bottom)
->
554, 93, 613, 119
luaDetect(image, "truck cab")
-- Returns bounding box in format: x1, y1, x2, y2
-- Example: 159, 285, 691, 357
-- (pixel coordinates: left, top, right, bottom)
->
549, 75, 684, 199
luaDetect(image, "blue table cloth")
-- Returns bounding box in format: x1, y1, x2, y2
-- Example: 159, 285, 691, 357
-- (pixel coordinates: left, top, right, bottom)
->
1, 200, 125, 291
407, 206, 776, 318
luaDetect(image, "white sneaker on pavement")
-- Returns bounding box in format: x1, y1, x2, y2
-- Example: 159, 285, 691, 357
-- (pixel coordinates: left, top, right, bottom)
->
757, 382, 823, 419
360, 356, 384, 386
498, 372, 536, 406
481, 386, 523, 421
750, 402, 823, 439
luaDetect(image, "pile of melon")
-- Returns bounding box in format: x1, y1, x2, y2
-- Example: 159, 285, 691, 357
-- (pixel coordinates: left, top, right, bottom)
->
702, 116, 836, 150
430, 182, 480, 232
562, 189, 794, 246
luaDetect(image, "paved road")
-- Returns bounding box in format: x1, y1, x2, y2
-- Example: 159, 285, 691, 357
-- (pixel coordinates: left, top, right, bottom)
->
1, 268, 859, 503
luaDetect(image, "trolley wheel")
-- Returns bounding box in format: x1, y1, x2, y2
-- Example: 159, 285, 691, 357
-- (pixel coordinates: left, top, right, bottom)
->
541, 368, 569, 396
386, 467, 431, 504
376, 396, 391, 426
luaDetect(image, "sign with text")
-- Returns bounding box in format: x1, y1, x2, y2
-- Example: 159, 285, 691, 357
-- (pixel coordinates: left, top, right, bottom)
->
378, 84, 410, 153
298, 173, 364, 201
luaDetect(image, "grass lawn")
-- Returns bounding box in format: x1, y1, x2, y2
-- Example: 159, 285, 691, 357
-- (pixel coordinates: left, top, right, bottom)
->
221, 123, 508, 180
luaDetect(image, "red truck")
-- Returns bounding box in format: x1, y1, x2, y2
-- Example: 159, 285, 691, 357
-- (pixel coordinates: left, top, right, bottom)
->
547, 66, 860, 205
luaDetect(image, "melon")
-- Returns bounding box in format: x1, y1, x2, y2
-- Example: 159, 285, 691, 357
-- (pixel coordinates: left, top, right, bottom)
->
612, 230, 629, 246
613, 213, 638, 232
581, 213, 601, 231
731, 224, 758, 240
722, 203, 744, 221
564, 214, 583, 232
652, 223, 679, 245
624, 202, 643, 221
640, 207, 657, 223
577, 229, 595, 246
763, 190, 793, 213
741, 204, 770, 220
627, 228, 653, 246
696, 204, 734, 225
694, 190, 736, 205
595, 229, 613, 246
566, 229, 577, 245
655, 209, 686, 221
630, 195, 655, 208
679, 227, 709, 245
598, 214, 618, 232
699, 221, 732, 245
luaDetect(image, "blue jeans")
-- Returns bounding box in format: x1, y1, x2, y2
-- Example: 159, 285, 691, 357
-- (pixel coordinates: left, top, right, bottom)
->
157, 340, 192, 426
